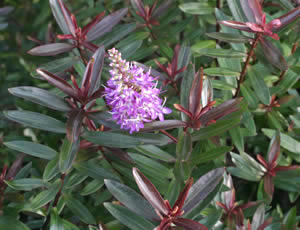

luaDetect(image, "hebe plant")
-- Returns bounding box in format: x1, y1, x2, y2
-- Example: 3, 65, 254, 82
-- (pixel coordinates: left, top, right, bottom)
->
0, 0, 300, 229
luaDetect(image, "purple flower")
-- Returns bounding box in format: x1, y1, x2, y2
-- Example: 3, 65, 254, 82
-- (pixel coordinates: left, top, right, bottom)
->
104, 48, 171, 133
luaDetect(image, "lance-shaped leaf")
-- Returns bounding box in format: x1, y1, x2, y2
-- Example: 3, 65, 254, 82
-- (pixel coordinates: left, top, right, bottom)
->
80, 46, 105, 97
267, 131, 280, 166
259, 38, 288, 71
173, 178, 193, 212
251, 204, 265, 230
152, 0, 173, 19
189, 70, 203, 116
140, 120, 186, 132
87, 8, 128, 42
241, 0, 263, 24
66, 109, 85, 142
194, 48, 247, 58
57, 0, 76, 36
104, 179, 159, 221
173, 218, 208, 230
0, 216, 30, 230
131, 0, 145, 17
132, 168, 169, 216
183, 168, 224, 214
9, 87, 71, 112
264, 174, 274, 198
28, 43, 75, 56
274, 6, 300, 32
50, 0, 72, 35
59, 138, 80, 173
5, 178, 47, 191
206, 32, 251, 43
218, 21, 253, 33
36, 69, 79, 100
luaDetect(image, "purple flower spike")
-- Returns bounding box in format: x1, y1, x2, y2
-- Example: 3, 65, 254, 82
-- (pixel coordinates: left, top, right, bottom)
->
104, 48, 171, 133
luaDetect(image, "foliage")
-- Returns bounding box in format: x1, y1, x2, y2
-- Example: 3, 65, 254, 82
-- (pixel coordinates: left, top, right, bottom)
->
1, 0, 300, 229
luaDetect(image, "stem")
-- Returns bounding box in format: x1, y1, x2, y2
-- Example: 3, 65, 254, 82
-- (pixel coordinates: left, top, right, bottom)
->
234, 34, 260, 98
291, 42, 298, 54
42, 174, 66, 230
160, 129, 178, 143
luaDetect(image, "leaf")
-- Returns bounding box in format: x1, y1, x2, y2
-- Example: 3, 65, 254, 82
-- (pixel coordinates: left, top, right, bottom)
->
190, 146, 232, 165
104, 203, 155, 230
4, 141, 57, 160
0, 216, 30, 230
132, 168, 168, 216
276, 6, 300, 31
240, 84, 259, 109
80, 46, 105, 96
226, 0, 248, 22
152, 0, 173, 19
135, 145, 176, 162
4, 110, 66, 133
259, 38, 288, 71
176, 131, 192, 161
8, 87, 71, 112
80, 180, 104, 196
183, 168, 224, 214
180, 64, 194, 122
206, 32, 251, 43
194, 48, 246, 58
28, 43, 75, 56
173, 218, 208, 230
251, 204, 265, 230
83, 131, 171, 148
0, 7, 14, 15
179, 2, 214, 15
66, 109, 84, 142
204, 67, 240, 77
43, 156, 60, 181
65, 195, 96, 224
59, 138, 80, 173
140, 120, 186, 132
5, 178, 47, 191
248, 66, 271, 105
262, 129, 300, 154
176, 44, 191, 80
229, 127, 244, 153
74, 161, 119, 181
283, 206, 297, 230
267, 131, 280, 165
272, 69, 299, 95
104, 180, 159, 221
87, 8, 128, 41
192, 117, 241, 141
31, 180, 60, 210
50, 208, 64, 230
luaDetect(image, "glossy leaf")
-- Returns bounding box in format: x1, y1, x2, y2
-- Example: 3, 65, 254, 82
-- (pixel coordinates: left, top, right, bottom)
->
132, 168, 168, 216
140, 120, 186, 132
173, 218, 208, 230
206, 32, 251, 43
43, 156, 60, 181
135, 145, 175, 162
179, 2, 214, 15
194, 48, 247, 58
104, 203, 155, 230
28, 43, 75, 56
251, 204, 265, 230
5, 178, 47, 191
0, 216, 30, 230
4, 110, 66, 133
4, 141, 57, 160
183, 168, 224, 214
190, 146, 232, 165
80, 180, 104, 196
152, 0, 173, 19
267, 131, 281, 165
66, 109, 84, 142
8, 87, 71, 112
59, 138, 79, 173
204, 67, 240, 77
104, 179, 159, 221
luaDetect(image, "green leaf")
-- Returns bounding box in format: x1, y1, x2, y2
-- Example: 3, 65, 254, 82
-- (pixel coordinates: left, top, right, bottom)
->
135, 145, 175, 162
192, 117, 241, 141
65, 195, 96, 224
206, 32, 251, 43
104, 203, 155, 230
190, 146, 232, 165
194, 48, 246, 58
204, 67, 240, 77
9, 87, 71, 112
50, 208, 64, 230
179, 2, 214, 15
74, 161, 120, 181
5, 178, 47, 191
4, 110, 66, 133
59, 138, 80, 173
229, 127, 244, 152
262, 129, 300, 154
43, 156, 60, 181
180, 64, 194, 122
240, 84, 259, 109
272, 69, 299, 95
4, 141, 57, 160
0, 216, 30, 230
283, 206, 297, 230
83, 131, 171, 148
31, 180, 60, 210
80, 179, 104, 196
248, 66, 271, 105
104, 180, 158, 221
176, 131, 192, 161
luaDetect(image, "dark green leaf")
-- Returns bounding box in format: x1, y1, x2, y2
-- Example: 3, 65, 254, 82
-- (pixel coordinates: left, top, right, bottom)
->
0, 216, 30, 230
179, 2, 214, 15
59, 138, 80, 173
5, 178, 47, 191
194, 48, 246, 58
204, 67, 240, 77
206, 32, 251, 43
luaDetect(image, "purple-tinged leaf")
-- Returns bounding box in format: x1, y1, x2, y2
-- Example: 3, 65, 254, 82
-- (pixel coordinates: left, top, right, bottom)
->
173, 178, 193, 211
183, 168, 224, 214
49, 0, 71, 35
275, 165, 300, 172
86, 8, 128, 42
152, 0, 172, 19
274, 6, 300, 32
66, 109, 85, 142
257, 217, 273, 230
199, 98, 243, 125
223, 174, 234, 209
81, 46, 105, 97
132, 168, 169, 216
189, 70, 203, 117
243, 0, 263, 24
173, 218, 208, 230
105, 147, 134, 164
259, 38, 288, 71
82, 12, 105, 36
6, 153, 25, 180
267, 131, 280, 166
104, 179, 160, 221
36, 69, 79, 100
219, 21, 253, 32
57, 0, 76, 37
264, 174, 274, 198
251, 204, 265, 230
140, 120, 186, 132
28, 43, 75, 56
130, 0, 146, 17
0, 6, 14, 16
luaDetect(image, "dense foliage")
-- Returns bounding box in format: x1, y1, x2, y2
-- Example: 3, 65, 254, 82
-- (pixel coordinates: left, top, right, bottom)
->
0, 0, 300, 229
